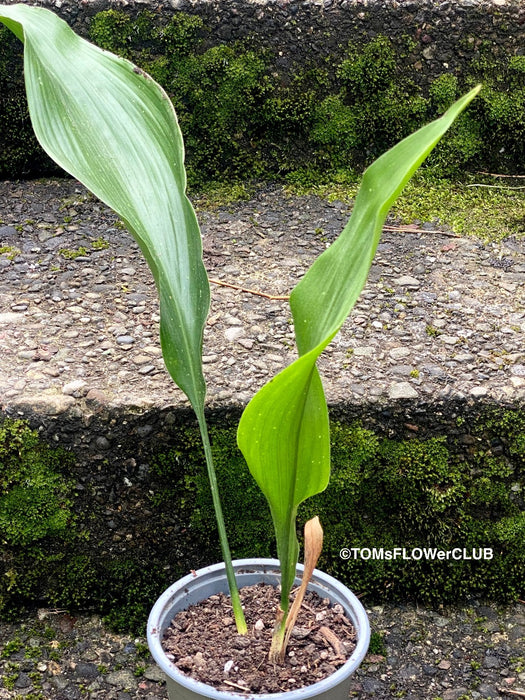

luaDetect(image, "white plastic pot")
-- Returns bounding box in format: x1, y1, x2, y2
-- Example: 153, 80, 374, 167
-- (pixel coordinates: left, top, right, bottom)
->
147, 558, 370, 700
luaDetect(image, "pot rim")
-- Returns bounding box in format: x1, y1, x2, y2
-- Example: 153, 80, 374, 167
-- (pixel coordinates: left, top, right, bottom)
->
148, 558, 370, 699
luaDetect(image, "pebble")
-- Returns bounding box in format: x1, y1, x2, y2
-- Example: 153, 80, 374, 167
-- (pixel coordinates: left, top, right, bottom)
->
86, 388, 109, 403
138, 365, 156, 375
132, 354, 152, 364
143, 665, 167, 682
225, 326, 244, 341
389, 346, 411, 359
107, 669, 138, 689
354, 346, 375, 357
95, 436, 111, 450
440, 335, 460, 345
388, 382, 419, 399
75, 662, 100, 678
393, 275, 420, 287
62, 379, 88, 397
17, 349, 37, 360
470, 385, 488, 397
203, 354, 218, 364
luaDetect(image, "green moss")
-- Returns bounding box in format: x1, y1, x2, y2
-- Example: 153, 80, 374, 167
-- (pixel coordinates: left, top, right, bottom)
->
377, 436, 466, 526
2, 10, 525, 186
101, 558, 176, 633
509, 55, 525, 75
153, 11, 204, 58
58, 246, 89, 259
0, 419, 88, 624
90, 236, 110, 250
303, 415, 523, 603
149, 424, 273, 560
1, 408, 523, 630
310, 37, 427, 169
337, 36, 397, 97
0, 419, 75, 547
1, 637, 23, 658
88, 9, 159, 60
190, 180, 256, 210
3, 672, 17, 691
148, 414, 524, 608
168, 43, 273, 186
368, 631, 387, 656
394, 174, 525, 242
476, 407, 525, 467
287, 170, 525, 242
0, 245, 20, 260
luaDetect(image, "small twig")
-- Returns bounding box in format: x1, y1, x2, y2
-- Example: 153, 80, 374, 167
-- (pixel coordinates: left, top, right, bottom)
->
499, 689, 525, 697
518, 599, 525, 605
477, 171, 525, 179
465, 183, 525, 190
339, 614, 354, 627
384, 224, 461, 238
222, 680, 251, 692
319, 626, 347, 658
37, 608, 68, 619
384, 224, 428, 233
211, 221, 464, 306
300, 602, 316, 614
209, 277, 289, 301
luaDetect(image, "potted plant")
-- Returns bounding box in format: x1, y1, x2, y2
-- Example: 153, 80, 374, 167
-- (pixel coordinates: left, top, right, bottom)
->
0, 4, 480, 697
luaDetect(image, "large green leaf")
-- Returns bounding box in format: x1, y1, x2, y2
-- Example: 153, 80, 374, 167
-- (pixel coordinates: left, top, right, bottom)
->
0, 3, 253, 633
238, 86, 481, 609
0, 4, 209, 412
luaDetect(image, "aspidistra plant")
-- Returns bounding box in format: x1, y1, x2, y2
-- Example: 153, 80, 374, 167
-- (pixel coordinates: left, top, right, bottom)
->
0, 1, 480, 661
237, 87, 480, 660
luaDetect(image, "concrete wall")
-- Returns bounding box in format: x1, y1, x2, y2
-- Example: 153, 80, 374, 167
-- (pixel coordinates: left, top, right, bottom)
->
4, 0, 525, 89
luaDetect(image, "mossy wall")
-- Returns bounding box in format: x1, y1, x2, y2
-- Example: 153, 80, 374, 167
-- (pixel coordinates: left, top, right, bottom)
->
1, 402, 524, 634
0, 1, 524, 183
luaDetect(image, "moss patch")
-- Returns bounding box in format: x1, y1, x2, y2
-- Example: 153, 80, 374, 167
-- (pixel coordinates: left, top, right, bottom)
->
1, 407, 523, 633
151, 409, 525, 609
391, 173, 525, 242
285, 171, 525, 242
0, 419, 75, 547
1, 10, 524, 189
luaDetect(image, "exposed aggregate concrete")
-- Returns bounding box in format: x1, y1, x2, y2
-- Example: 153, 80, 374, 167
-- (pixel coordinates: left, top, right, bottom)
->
0, 600, 524, 699
1, 178, 524, 419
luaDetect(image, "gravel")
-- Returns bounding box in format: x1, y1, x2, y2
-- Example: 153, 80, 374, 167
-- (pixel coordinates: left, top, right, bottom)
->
0, 600, 524, 699
0, 179, 524, 414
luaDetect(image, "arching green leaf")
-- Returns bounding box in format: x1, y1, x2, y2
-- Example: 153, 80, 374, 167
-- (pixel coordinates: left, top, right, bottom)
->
0, 4, 209, 411
238, 86, 481, 614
